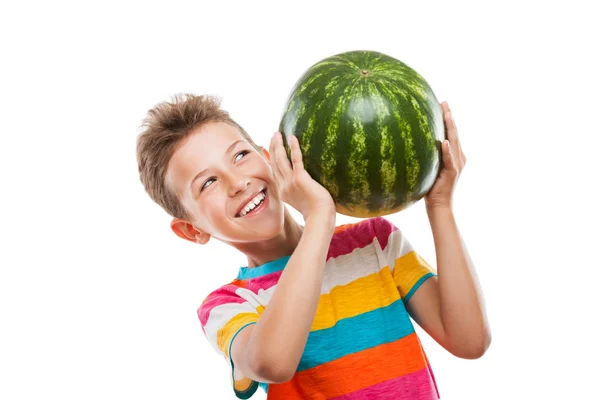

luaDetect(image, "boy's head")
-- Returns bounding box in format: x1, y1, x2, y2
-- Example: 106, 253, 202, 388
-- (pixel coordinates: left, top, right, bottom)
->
136, 94, 285, 245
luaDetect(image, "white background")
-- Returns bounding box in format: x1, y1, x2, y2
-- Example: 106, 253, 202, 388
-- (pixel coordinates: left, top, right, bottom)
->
1, 1, 599, 399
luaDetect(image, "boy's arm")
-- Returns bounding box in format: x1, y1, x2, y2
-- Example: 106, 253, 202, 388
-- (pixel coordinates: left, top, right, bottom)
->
406, 206, 491, 359
231, 211, 335, 383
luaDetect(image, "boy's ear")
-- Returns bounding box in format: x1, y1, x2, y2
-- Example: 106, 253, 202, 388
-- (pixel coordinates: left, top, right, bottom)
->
170, 218, 211, 245
260, 146, 270, 161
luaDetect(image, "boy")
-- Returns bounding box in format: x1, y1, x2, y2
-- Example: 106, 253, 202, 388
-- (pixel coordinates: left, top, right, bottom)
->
136, 94, 491, 399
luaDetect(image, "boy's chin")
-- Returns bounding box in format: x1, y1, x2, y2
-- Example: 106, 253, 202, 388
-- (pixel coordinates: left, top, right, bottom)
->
239, 214, 284, 238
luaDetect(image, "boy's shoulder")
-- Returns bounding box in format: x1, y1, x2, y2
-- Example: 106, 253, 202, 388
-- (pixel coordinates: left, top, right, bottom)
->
199, 217, 401, 307
198, 279, 244, 312
327, 216, 399, 258
331, 216, 397, 241
333, 215, 395, 231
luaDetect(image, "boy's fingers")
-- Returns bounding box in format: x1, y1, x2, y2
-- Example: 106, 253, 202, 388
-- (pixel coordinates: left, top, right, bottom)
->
441, 102, 457, 140
269, 133, 284, 181
444, 111, 458, 142
441, 101, 450, 114
276, 132, 293, 178
443, 110, 465, 162
444, 140, 454, 164
289, 135, 304, 172
441, 102, 466, 167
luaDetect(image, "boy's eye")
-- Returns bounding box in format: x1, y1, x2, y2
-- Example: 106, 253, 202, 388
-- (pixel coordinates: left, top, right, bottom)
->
234, 150, 250, 162
201, 178, 216, 191
199, 150, 251, 192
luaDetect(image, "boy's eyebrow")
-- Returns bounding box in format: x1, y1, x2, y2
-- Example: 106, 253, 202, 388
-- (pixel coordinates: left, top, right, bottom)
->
189, 140, 244, 190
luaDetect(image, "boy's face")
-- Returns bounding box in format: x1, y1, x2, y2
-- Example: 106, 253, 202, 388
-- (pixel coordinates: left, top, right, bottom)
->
166, 122, 284, 243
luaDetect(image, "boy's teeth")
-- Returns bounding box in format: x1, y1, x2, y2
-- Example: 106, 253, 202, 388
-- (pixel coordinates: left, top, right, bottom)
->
240, 191, 265, 217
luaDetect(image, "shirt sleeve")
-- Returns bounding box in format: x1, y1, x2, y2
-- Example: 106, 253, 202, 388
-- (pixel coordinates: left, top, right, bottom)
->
197, 284, 262, 399
372, 217, 437, 304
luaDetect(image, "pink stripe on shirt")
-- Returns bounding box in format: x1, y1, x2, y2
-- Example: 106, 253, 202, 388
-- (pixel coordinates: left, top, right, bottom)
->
329, 365, 439, 400
197, 285, 246, 326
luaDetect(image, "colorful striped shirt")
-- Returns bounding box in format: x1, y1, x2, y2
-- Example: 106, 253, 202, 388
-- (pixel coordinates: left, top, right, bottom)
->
198, 216, 440, 399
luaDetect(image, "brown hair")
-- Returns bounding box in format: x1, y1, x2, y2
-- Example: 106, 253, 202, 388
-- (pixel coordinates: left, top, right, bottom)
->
136, 94, 261, 220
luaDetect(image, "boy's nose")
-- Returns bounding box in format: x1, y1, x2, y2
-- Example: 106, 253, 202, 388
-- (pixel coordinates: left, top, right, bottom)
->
229, 177, 251, 197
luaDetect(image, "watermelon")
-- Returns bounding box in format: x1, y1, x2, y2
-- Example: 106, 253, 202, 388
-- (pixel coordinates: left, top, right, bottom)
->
279, 50, 445, 218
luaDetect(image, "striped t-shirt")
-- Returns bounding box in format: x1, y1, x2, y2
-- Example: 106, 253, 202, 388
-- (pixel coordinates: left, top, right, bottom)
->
198, 216, 439, 399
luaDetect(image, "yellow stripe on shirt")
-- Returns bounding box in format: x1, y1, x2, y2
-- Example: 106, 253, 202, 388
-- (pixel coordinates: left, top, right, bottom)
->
392, 251, 436, 300
311, 267, 401, 331
217, 312, 260, 357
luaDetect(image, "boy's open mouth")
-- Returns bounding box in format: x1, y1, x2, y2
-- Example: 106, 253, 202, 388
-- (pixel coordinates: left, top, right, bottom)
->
235, 189, 267, 218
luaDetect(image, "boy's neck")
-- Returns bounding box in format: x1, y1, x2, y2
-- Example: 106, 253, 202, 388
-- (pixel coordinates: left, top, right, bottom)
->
238, 208, 305, 269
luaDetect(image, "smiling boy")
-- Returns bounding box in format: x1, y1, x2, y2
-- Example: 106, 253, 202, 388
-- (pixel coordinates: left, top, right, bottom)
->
136, 94, 491, 399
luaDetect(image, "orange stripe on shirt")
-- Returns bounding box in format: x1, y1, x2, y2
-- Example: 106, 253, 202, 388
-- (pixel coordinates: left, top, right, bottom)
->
267, 332, 428, 399
333, 221, 362, 234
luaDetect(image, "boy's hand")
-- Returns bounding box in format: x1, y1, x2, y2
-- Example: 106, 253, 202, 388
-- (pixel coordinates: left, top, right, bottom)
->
424, 101, 467, 210
269, 131, 336, 221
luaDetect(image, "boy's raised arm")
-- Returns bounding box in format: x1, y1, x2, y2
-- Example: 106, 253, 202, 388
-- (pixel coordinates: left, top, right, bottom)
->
232, 211, 335, 383
231, 131, 337, 383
